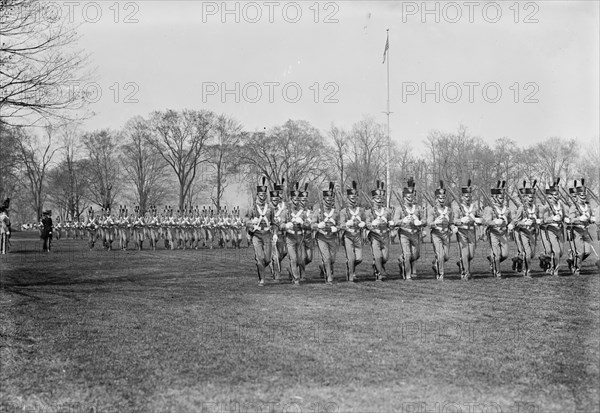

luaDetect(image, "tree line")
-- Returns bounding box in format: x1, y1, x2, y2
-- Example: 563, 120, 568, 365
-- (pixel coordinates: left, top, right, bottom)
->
1, 114, 598, 225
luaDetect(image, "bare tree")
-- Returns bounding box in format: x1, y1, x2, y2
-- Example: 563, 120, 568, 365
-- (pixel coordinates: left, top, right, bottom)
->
0, 0, 92, 126
533, 137, 578, 185
147, 109, 215, 211
17, 126, 59, 219
346, 117, 388, 196
327, 124, 348, 191
577, 138, 600, 196
239, 120, 328, 194
0, 123, 21, 201
82, 129, 121, 209
206, 114, 243, 210
59, 123, 87, 219
120, 116, 169, 214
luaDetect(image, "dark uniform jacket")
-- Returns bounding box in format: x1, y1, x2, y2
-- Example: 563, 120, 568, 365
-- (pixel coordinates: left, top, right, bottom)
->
41, 216, 53, 239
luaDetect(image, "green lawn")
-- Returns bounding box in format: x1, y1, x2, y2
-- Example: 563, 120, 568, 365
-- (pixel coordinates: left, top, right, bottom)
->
1, 232, 599, 413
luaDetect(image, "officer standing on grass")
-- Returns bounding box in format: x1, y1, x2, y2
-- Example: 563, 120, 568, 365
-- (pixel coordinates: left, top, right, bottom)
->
40, 210, 53, 252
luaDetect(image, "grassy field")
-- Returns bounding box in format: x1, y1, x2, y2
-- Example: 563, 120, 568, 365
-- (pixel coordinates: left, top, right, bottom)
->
1, 231, 599, 413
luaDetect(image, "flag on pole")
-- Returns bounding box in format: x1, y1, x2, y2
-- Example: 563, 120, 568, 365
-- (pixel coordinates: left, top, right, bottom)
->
382, 31, 389, 64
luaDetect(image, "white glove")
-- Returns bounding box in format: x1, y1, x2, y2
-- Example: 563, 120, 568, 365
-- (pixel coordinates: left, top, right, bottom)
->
460, 216, 470, 224
591, 216, 596, 223
508, 223, 514, 231
346, 220, 354, 227
494, 218, 504, 226
474, 218, 483, 225
414, 219, 422, 226
402, 216, 411, 224
535, 219, 542, 225
580, 215, 589, 222
331, 226, 338, 233
251, 217, 259, 225
317, 221, 326, 229
295, 218, 304, 225
434, 217, 443, 225
553, 214, 561, 222
272, 233, 278, 242
285, 222, 293, 229
564, 218, 571, 224
388, 220, 395, 227
523, 219, 533, 226
358, 222, 366, 228
451, 226, 458, 234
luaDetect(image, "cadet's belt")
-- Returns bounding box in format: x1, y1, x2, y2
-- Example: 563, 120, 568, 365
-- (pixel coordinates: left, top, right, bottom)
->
286, 229, 304, 235
398, 227, 419, 234
456, 224, 475, 230
344, 227, 360, 233
370, 228, 389, 234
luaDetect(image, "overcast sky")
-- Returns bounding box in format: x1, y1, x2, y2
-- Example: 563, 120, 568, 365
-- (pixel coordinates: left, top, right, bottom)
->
73, 0, 599, 153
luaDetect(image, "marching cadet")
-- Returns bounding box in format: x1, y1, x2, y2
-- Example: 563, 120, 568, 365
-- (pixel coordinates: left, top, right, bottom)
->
284, 182, 313, 284
339, 181, 367, 282
40, 209, 53, 252
428, 181, 453, 280
539, 179, 567, 275
246, 177, 275, 286
232, 207, 245, 249
451, 179, 483, 280
513, 180, 542, 277
482, 181, 512, 278
54, 215, 62, 241
393, 177, 426, 279
366, 180, 394, 281
133, 206, 146, 250
148, 206, 161, 250
270, 179, 288, 281
313, 182, 340, 284
565, 179, 596, 275
85, 207, 99, 250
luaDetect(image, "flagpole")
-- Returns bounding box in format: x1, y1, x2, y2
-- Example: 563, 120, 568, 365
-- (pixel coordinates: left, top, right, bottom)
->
384, 29, 391, 208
